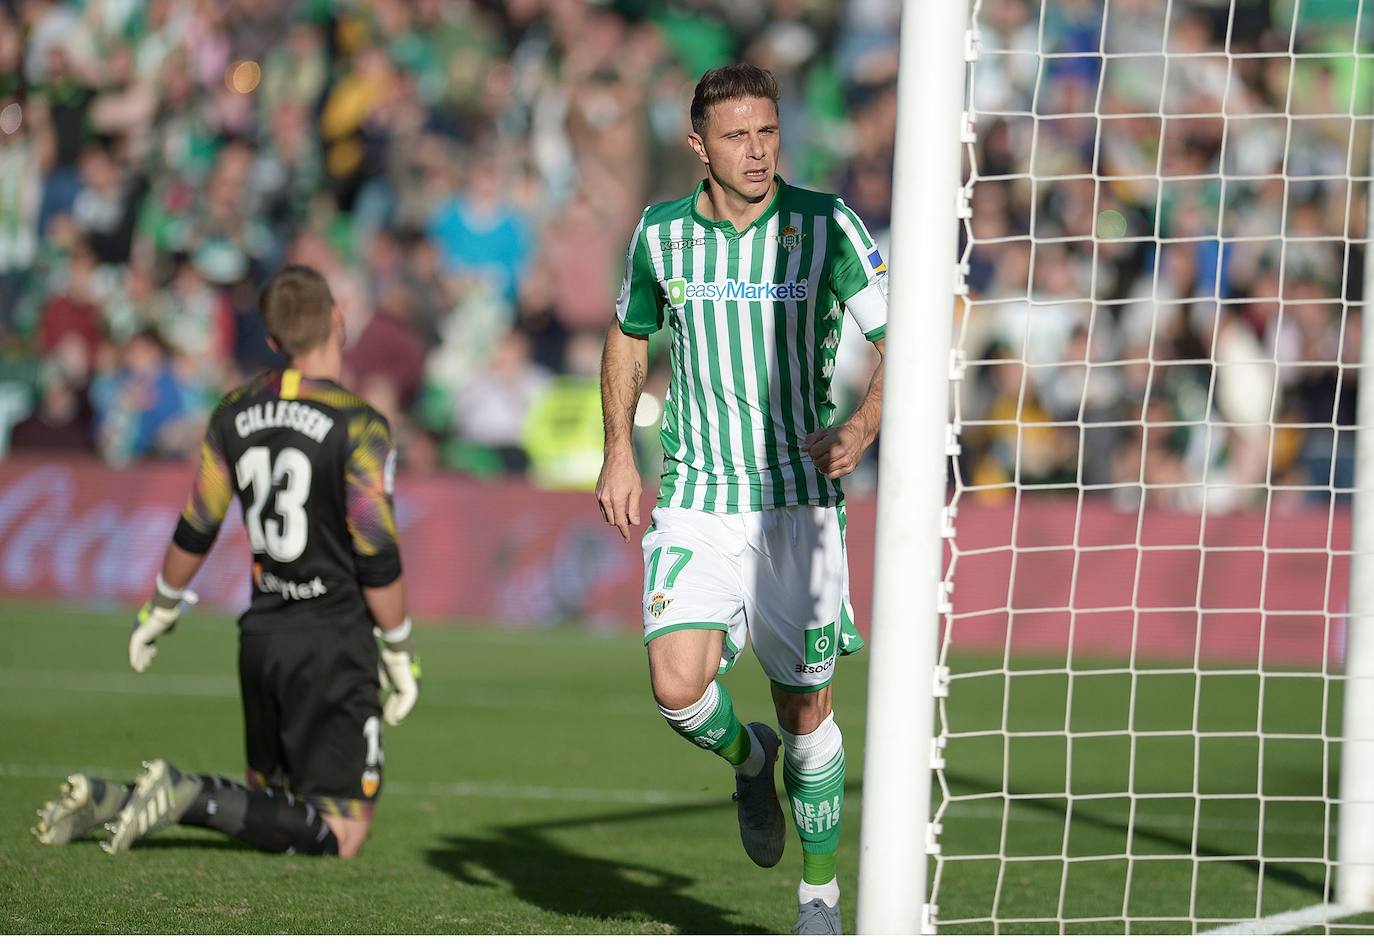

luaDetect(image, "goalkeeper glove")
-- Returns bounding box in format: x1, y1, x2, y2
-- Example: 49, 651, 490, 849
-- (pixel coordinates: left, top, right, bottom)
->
376, 618, 420, 726
129, 576, 198, 672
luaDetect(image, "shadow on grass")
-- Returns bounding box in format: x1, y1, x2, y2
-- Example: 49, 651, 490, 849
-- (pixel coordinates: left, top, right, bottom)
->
944, 770, 1328, 897
424, 780, 861, 933
427, 828, 770, 933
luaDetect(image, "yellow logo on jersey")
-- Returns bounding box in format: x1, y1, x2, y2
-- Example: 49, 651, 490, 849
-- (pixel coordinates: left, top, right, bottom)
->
361, 768, 380, 798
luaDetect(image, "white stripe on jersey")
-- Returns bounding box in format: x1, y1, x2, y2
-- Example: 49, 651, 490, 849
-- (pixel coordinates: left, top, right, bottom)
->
832, 203, 880, 282
615, 216, 647, 325
733, 225, 764, 482
711, 228, 747, 512
780, 211, 810, 492
805, 213, 830, 499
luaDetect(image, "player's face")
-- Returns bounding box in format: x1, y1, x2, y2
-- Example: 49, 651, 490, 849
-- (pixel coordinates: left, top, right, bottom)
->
690, 96, 780, 204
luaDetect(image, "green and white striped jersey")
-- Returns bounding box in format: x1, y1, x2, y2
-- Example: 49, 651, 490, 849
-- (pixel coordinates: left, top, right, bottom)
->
616, 176, 889, 513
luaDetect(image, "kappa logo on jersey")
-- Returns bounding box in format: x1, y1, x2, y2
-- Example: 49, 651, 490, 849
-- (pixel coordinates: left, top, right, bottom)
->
665, 277, 810, 306
661, 237, 707, 251
778, 224, 805, 252
647, 592, 672, 619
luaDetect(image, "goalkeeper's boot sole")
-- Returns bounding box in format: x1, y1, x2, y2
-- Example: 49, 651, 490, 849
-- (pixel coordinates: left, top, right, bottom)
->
793, 898, 842, 935
732, 722, 786, 868
33, 775, 128, 846
103, 759, 200, 855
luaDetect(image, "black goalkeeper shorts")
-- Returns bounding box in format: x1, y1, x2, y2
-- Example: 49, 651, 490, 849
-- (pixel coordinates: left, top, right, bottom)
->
238, 622, 383, 813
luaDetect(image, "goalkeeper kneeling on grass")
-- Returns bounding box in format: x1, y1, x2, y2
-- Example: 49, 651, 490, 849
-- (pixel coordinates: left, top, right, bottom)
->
33, 265, 420, 859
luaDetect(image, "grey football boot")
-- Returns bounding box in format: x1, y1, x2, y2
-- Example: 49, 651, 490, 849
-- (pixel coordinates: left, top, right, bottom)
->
793, 898, 843, 935
33, 775, 129, 845
103, 759, 201, 854
732, 722, 786, 868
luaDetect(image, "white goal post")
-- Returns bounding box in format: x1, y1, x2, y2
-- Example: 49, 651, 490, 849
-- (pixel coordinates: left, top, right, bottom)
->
860, 0, 1374, 934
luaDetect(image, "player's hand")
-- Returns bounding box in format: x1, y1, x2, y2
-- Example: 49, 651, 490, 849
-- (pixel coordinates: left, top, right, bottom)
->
128, 589, 198, 672
803, 423, 870, 479
376, 620, 420, 725
596, 449, 642, 543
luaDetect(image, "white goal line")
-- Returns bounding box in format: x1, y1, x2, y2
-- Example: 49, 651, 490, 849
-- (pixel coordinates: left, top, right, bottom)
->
1201, 903, 1365, 935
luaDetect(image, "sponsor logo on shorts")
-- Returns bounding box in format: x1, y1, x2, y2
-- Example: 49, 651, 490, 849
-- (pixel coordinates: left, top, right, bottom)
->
361, 768, 380, 798
647, 592, 672, 619
795, 656, 836, 675
804, 624, 836, 665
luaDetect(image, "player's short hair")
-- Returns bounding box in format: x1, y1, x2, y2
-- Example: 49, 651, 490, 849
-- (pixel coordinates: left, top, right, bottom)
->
259, 265, 335, 357
690, 64, 780, 134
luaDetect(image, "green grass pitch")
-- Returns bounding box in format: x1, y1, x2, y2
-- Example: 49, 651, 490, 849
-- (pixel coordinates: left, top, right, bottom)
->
0, 602, 1362, 933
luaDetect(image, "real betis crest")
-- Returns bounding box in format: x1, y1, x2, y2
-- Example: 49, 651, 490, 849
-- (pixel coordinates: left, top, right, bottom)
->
648, 592, 672, 619
778, 225, 803, 252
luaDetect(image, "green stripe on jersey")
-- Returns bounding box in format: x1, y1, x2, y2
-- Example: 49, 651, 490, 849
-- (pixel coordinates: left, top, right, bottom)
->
625, 178, 886, 513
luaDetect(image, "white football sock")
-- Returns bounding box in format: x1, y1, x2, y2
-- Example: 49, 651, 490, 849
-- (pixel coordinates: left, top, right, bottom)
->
733, 725, 765, 778
799, 877, 840, 908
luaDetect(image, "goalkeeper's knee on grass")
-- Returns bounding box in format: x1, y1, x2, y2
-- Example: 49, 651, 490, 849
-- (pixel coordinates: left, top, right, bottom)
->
181, 775, 340, 856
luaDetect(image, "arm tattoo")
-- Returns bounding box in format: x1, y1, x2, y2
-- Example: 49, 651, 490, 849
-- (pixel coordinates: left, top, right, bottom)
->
628, 359, 646, 426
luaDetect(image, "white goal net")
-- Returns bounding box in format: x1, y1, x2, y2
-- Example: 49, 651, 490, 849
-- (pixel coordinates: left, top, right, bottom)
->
928, 0, 1374, 933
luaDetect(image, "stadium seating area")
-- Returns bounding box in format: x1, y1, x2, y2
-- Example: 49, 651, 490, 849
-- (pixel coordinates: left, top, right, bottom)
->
961, 0, 1366, 510
0, 0, 1362, 509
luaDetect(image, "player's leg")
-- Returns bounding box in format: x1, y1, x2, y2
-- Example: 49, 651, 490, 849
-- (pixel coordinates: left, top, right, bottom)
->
272, 623, 384, 860
105, 627, 356, 857
648, 628, 756, 765
773, 684, 845, 935
33, 774, 131, 845
744, 505, 852, 933
105, 760, 342, 855
642, 509, 785, 867
647, 628, 787, 869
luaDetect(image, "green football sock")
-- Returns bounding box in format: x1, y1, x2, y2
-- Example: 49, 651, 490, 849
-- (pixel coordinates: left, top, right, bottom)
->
658, 680, 745, 761
717, 724, 751, 766
782, 714, 845, 885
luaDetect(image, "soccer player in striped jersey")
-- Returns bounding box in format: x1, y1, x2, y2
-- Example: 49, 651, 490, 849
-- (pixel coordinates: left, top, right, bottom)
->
597, 64, 887, 935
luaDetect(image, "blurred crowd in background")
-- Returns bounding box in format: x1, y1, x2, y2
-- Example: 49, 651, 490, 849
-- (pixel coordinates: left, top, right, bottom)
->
0, 0, 1367, 509
0, 0, 899, 490
959, 0, 1370, 510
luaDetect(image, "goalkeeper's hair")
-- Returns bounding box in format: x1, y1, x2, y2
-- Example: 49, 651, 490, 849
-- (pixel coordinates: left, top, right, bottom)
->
259, 264, 335, 357
690, 63, 780, 134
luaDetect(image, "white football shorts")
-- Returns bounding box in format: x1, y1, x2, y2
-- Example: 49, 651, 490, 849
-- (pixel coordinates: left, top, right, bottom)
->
640, 504, 863, 692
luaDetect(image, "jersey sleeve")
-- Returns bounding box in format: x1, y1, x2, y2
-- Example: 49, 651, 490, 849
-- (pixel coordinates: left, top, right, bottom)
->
345, 410, 403, 587
615, 214, 664, 335
172, 417, 233, 555
828, 198, 889, 342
